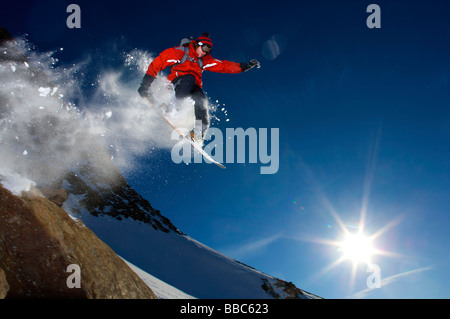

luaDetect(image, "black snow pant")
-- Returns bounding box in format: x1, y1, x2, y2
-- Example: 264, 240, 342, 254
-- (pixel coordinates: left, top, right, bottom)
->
172, 74, 209, 138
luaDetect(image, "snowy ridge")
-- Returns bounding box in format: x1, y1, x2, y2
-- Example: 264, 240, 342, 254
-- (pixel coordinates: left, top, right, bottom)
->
122, 258, 195, 299
65, 196, 316, 299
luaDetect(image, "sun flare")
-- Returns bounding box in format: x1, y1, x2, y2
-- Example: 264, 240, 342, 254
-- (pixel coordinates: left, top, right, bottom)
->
339, 232, 374, 264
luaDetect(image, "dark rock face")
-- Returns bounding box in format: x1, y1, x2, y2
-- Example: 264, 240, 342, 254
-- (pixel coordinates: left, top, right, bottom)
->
0, 185, 157, 299
0, 268, 8, 298
61, 166, 183, 234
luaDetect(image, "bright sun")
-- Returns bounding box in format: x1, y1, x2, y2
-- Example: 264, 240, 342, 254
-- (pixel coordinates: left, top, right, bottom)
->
339, 232, 374, 264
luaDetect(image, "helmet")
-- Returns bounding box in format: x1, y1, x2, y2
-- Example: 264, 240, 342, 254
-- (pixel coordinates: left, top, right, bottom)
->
197, 32, 213, 49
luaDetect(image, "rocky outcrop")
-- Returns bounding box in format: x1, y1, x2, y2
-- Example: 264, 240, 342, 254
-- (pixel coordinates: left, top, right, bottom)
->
262, 278, 321, 299
0, 184, 156, 299
0, 268, 9, 298
40, 187, 68, 207
61, 167, 183, 234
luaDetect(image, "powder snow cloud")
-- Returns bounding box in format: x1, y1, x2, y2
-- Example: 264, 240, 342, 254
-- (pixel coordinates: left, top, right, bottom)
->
0, 39, 205, 187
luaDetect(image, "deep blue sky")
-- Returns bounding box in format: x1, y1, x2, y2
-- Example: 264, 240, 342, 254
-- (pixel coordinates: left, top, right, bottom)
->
2, 0, 449, 298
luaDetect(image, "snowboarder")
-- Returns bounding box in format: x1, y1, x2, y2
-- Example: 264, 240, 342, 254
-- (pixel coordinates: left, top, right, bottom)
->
138, 32, 260, 143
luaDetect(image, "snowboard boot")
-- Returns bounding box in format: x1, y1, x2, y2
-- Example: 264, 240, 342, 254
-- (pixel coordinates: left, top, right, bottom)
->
189, 127, 208, 146
185, 130, 203, 146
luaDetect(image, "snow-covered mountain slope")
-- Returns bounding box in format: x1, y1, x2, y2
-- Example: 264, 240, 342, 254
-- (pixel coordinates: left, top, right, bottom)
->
61, 165, 317, 299
121, 258, 195, 299
59, 158, 318, 299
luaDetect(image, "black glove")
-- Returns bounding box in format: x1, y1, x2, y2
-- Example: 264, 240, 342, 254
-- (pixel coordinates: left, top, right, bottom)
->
240, 59, 261, 72
138, 74, 155, 98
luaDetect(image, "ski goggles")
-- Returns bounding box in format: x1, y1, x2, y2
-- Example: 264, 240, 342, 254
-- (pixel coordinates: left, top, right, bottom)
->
198, 42, 212, 54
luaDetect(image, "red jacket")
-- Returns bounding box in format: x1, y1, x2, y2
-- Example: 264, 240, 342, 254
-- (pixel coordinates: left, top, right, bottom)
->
145, 42, 243, 88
